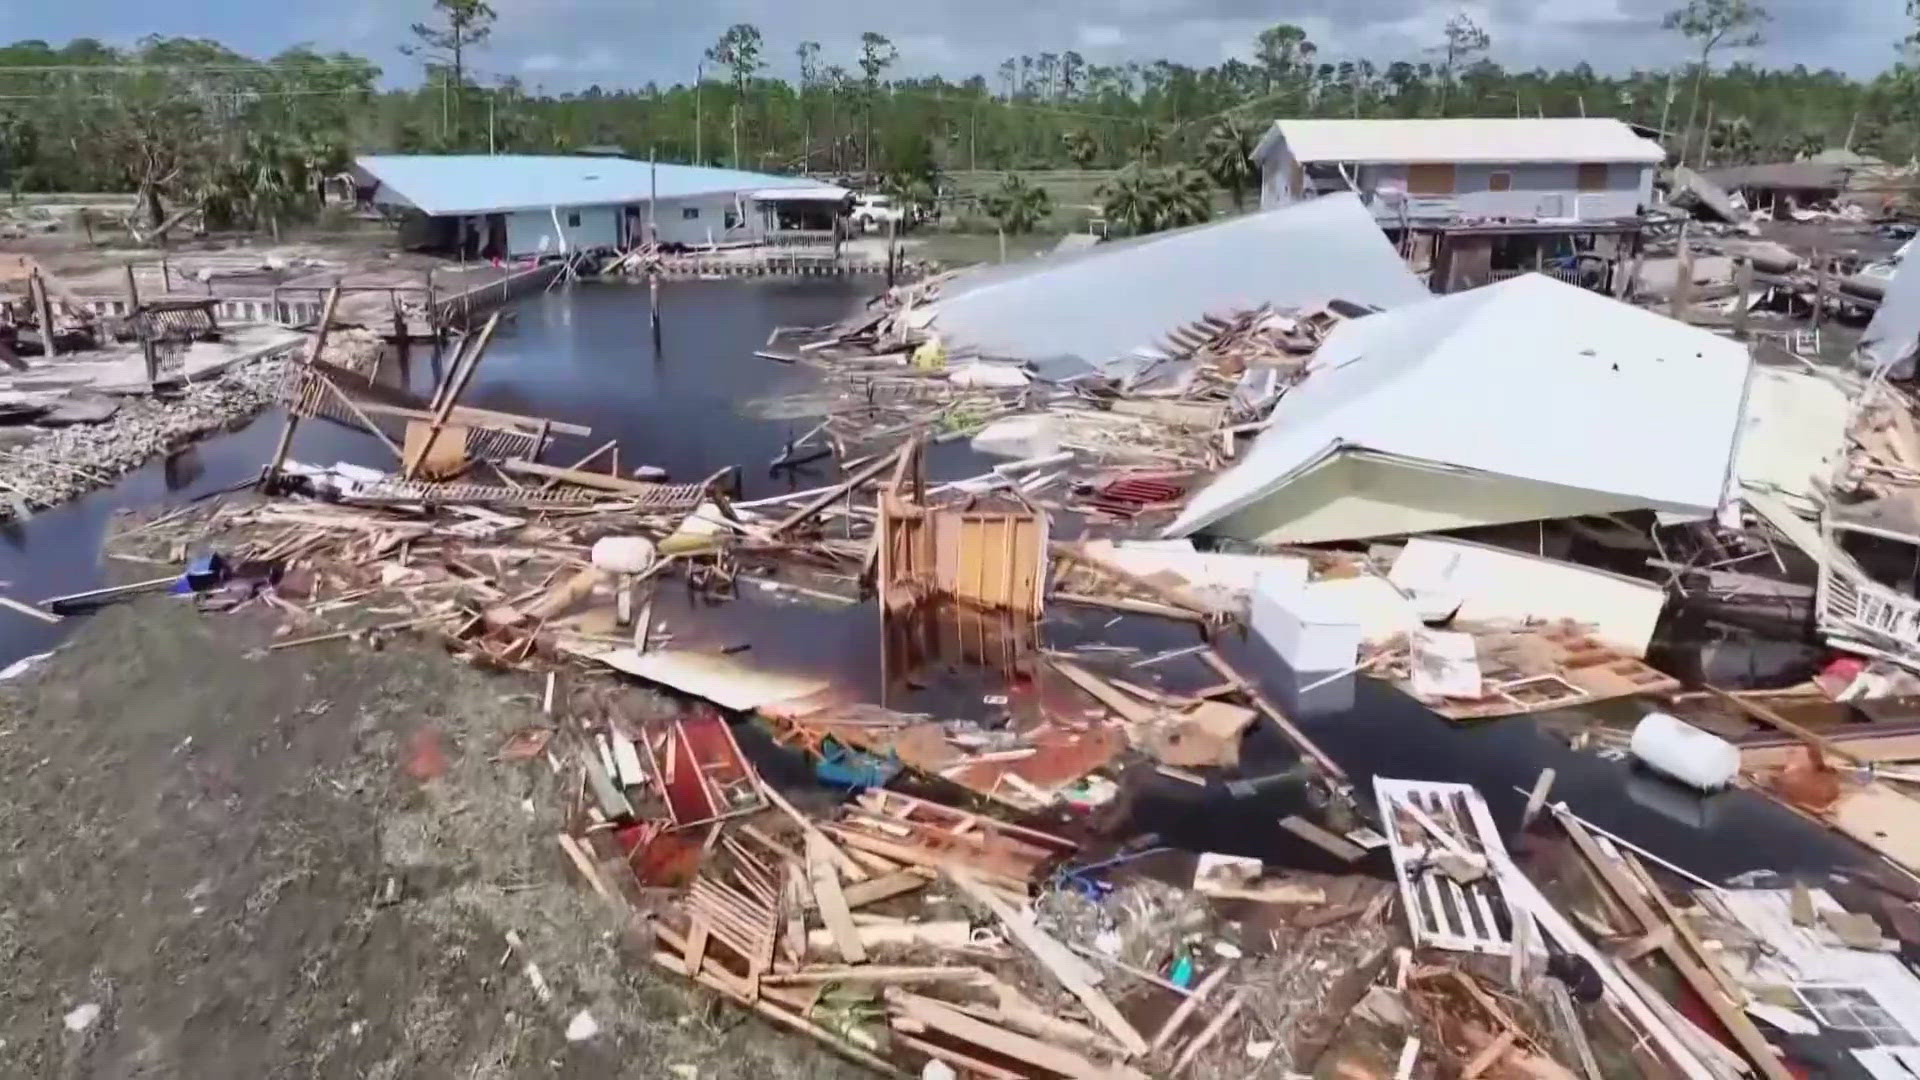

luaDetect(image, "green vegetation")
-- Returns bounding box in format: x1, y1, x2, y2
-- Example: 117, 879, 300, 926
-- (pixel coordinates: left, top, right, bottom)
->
978, 174, 1053, 236
2, 0, 1918, 241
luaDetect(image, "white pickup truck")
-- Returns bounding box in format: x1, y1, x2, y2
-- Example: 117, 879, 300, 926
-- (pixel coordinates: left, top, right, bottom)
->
850, 194, 906, 233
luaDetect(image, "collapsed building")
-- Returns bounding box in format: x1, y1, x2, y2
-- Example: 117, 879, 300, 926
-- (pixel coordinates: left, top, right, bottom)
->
73, 168, 1920, 1080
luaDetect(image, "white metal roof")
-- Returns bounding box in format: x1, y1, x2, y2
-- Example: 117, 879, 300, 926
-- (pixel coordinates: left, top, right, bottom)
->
1258, 118, 1666, 166
1167, 273, 1752, 538
354, 155, 846, 216
919, 193, 1430, 366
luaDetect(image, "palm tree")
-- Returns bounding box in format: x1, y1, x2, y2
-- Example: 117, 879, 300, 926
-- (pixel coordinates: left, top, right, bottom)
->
1137, 124, 1165, 163
979, 173, 1051, 235
1197, 119, 1254, 210
1098, 166, 1158, 235
1062, 129, 1099, 169
1154, 166, 1214, 229
1100, 166, 1213, 236
239, 130, 307, 240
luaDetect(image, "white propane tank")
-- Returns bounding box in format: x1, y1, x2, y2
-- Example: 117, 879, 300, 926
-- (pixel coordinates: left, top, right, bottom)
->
590, 536, 657, 574
1630, 711, 1739, 792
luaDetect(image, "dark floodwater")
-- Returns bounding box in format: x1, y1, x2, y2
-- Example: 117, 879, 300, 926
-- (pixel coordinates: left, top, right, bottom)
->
0, 276, 1876, 887
0, 278, 873, 663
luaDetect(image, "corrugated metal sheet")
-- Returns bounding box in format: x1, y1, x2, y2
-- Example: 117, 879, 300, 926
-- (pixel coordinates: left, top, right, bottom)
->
920, 193, 1429, 366
1857, 252, 1920, 379
1168, 273, 1752, 539
1264, 118, 1666, 165
354, 155, 845, 216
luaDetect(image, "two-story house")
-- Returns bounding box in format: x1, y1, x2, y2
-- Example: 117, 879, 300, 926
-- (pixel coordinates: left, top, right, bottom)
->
1252, 118, 1666, 293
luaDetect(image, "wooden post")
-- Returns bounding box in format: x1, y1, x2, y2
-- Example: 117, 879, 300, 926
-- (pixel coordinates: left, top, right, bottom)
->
262, 284, 343, 488
1670, 223, 1693, 323
886, 214, 897, 288
1732, 258, 1753, 339
122, 262, 140, 314
29, 271, 56, 359
403, 311, 500, 481
1812, 241, 1828, 332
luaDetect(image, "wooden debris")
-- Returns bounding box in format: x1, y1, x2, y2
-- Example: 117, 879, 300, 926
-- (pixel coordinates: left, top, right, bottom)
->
808, 834, 869, 964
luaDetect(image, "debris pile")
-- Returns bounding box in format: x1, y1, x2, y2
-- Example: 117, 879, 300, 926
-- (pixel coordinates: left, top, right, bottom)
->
68, 194, 1920, 1075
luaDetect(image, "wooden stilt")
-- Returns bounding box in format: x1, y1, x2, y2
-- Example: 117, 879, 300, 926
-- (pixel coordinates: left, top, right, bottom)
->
262, 284, 343, 488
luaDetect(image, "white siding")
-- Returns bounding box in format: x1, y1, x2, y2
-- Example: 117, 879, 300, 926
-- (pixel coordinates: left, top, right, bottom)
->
643, 194, 768, 246
1255, 144, 1653, 223
503, 206, 621, 256
1258, 140, 1300, 209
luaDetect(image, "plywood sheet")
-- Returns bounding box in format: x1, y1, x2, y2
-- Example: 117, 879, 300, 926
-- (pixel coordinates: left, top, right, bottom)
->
402, 419, 471, 480
1829, 781, 1920, 876
595, 648, 830, 712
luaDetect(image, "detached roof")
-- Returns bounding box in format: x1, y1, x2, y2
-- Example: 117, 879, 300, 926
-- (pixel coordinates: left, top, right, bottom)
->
354, 155, 844, 216
920, 193, 1430, 366
1702, 161, 1852, 191
1258, 118, 1666, 166
1168, 273, 1752, 538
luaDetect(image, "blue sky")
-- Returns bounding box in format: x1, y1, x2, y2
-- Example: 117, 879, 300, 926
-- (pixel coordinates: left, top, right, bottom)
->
0, 0, 1907, 92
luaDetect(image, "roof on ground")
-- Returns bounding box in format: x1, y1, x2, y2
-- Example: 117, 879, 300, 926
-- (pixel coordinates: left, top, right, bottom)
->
919, 193, 1430, 367
1806, 148, 1887, 167
1701, 161, 1853, 191
354, 155, 845, 216
1167, 273, 1752, 537
1258, 118, 1666, 166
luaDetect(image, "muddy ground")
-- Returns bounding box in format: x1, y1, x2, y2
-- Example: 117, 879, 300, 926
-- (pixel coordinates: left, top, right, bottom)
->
0, 598, 862, 1078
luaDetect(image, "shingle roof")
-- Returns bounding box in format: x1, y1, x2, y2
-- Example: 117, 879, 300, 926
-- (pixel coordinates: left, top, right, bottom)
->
1257, 118, 1666, 166
354, 155, 845, 216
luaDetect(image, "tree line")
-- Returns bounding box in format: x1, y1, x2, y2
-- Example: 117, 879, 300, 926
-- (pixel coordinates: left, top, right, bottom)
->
0, 0, 1915, 239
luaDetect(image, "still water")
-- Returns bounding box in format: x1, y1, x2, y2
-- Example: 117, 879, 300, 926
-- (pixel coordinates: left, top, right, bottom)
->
0, 276, 1873, 886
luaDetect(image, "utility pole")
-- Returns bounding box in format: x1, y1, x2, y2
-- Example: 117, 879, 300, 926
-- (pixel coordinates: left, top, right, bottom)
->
970, 105, 977, 172
695, 61, 704, 164
1657, 69, 1677, 156
732, 102, 740, 169
488, 95, 496, 154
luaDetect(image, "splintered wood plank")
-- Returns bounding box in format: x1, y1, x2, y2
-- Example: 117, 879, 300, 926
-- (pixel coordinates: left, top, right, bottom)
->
842, 871, 928, 909
947, 870, 1149, 1056
808, 835, 868, 964
1280, 815, 1365, 862
886, 990, 1113, 1079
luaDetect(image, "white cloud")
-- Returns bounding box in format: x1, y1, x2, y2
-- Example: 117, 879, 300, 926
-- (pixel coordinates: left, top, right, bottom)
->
1076, 24, 1127, 48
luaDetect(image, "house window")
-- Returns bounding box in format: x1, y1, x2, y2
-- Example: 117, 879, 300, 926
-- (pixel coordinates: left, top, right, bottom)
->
1577, 163, 1610, 191
1487, 171, 1513, 192
682, 207, 700, 220
566, 211, 582, 228
724, 208, 740, 230
1792, 986, 1914, 1046
1407, 163, 1456, 196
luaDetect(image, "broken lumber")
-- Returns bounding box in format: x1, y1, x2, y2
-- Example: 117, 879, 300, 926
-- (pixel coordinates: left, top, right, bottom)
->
1202, 649, 1347, 779
1170, 988, 1246, 1076
404, 311, 499, 481
499, 458, 673, 496
947, 870, 1150, 1056
886, 990, 1118, 1080
808, 834, 869, 964
769, 442, 913, 536
1151, 963, 1233, 1052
